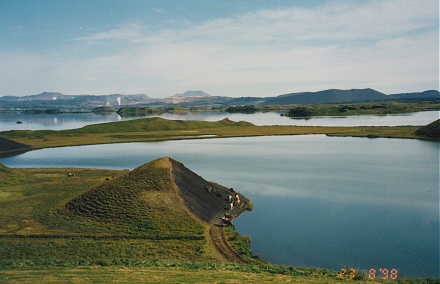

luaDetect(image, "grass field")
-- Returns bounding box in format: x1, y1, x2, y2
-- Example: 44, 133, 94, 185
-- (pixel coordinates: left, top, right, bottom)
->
2, 262, 439, 283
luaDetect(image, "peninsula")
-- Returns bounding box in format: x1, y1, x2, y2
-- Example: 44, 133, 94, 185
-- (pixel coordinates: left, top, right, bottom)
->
0, 117, 438, 156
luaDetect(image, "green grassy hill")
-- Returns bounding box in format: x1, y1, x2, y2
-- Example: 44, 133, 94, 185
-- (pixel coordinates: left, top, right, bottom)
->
0, 157, 253, 264
0, 159, 204, 263
61, 157, 205, 237
70, 117, 253, 134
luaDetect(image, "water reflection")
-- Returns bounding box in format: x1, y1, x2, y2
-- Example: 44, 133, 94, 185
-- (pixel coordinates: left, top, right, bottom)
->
0, 112, 133, 131
0, 110, 438, 132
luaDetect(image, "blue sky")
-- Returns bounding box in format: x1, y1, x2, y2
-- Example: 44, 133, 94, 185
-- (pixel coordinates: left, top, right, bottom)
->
0, 0, 438, 97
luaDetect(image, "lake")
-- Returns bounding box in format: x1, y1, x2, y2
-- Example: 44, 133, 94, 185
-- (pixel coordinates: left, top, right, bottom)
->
0, 135, 438, 278
0, 110, 438, 132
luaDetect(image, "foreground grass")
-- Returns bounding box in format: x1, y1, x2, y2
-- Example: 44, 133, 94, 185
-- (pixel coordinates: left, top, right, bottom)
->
0, 117, 430, 152
2, 262, 438, 284
0, 265, 343, 284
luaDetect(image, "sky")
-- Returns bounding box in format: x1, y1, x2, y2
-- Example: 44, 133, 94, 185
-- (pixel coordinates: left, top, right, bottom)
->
0, 0, 438, 98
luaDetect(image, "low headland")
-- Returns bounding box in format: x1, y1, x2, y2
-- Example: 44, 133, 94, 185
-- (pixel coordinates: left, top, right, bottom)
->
0, 117, 438, 156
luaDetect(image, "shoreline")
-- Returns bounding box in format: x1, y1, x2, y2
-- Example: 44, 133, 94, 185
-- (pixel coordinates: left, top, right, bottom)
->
0, 129, 436, 157
0, 130, 437, 155
0, 117, 438, 156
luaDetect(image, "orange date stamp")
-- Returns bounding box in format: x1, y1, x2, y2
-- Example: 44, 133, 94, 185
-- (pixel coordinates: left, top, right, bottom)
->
337, 267, 398, 280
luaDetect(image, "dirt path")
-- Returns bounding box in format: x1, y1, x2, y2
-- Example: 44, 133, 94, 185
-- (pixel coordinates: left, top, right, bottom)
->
169, 159, 250, 264
208, 201, 249, 264
209, 225, 248, 264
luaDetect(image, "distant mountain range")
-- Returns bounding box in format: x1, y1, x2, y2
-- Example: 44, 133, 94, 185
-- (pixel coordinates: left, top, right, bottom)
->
0, 89, 438, 110
172, 90, 210, 97
0, 92, 153, 109
387, 90, 440, 100
263, 88, 388, 105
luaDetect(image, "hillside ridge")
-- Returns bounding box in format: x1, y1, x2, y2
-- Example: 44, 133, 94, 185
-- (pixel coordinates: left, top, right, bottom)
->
63, 157, 248, 233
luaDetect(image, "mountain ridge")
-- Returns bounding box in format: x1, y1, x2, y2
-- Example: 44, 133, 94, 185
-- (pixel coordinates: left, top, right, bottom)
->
1, 89, 438, 109
262, 88, 389, 105
172, 90, 211, 97
388, 90, 440, 100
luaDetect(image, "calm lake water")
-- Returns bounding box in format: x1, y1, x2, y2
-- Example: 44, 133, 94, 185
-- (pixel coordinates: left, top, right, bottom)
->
0, 110, 438, 131
0, 135, 438, 278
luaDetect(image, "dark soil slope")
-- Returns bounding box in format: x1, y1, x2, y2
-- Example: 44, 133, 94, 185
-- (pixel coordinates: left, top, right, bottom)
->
0, 137, 31, 156
415, 119, 440, 139
170, 158, 243, 223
